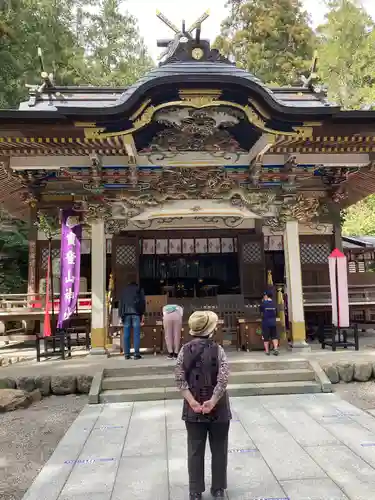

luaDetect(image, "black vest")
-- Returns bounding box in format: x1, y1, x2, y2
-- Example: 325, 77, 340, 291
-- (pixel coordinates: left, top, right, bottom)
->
181, 338, 231, 423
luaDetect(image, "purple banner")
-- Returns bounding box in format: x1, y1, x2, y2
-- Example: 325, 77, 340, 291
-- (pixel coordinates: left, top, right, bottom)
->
57, 210, 82, 328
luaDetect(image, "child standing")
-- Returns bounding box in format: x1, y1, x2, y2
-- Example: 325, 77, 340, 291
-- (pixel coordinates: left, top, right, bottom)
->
260, 290, 279, 356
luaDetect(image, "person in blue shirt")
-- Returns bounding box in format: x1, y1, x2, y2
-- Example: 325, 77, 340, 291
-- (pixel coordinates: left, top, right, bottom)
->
259, 290, 279, 356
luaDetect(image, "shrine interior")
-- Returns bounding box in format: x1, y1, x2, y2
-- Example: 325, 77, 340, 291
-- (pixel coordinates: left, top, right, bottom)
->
139, 252, 240, 298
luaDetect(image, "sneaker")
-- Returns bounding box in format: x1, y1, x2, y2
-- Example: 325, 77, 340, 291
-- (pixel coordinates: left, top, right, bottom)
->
265, 351, 270, 356
173, 353, 178, 359
211, 489, 225, 498
189, 494, 202, 500
134, 354, 142, 360
125, 355, 131, 360
273, 349, 279, 356
167, 353, 174, 360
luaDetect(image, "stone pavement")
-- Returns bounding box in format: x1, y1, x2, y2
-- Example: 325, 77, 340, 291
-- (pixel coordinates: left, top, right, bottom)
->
22, 393, 375, 500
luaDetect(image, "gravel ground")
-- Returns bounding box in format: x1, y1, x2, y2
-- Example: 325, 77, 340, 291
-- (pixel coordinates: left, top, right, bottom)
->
0, 394, 87, 500
333, 380, 375, 410
2, 384, 375, 500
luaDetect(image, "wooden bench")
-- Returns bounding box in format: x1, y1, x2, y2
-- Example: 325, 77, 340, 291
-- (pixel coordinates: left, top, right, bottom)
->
36, 329, 72, 362
321, 324, 359, 351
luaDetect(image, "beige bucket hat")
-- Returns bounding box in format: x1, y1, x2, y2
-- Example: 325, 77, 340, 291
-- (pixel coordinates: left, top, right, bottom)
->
188, 311, 219, 337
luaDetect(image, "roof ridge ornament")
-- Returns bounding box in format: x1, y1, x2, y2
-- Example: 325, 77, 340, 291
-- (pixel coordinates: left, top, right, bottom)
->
156, 10, 209, 59
156, 10, 233, 66
301, 50, 319, 89
25, 47, 66, 107
301, 50, 329, 103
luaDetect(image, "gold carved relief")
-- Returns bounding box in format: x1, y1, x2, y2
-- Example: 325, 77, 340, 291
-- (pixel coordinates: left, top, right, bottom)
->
178, 89, 222, 107
83, 94, 313, 141
266, 194, 327, 231
129, 99, 152, 121
115, 167, 276, 218
133, 105, 156, 129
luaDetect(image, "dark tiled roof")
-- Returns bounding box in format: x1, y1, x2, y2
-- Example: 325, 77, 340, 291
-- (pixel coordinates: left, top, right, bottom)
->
343, 236, 375, 248
14, 61, 335, 116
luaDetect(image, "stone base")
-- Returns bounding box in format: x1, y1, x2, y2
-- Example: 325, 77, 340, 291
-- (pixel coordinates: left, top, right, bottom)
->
106, 346, 119, 358
89, 347, 107, 356
290, 341, 311, 353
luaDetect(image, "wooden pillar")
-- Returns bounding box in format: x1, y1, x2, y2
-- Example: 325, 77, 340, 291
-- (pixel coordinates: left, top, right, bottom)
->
27, 207, 37, 299
333, 212, 343, 251
276, 286, 286, 340
284, 220, 310, 352
90, 219, 107, 354
327, 202, 343, 251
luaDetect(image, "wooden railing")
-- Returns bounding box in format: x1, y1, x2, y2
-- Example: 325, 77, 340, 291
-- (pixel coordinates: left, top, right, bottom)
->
3, 285, 375, 318
0, 292, 92, 314
303, 285, 375, 306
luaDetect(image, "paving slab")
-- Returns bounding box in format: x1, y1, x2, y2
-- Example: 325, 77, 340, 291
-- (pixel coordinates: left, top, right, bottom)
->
227, 451, 286, 500
231, 399, 326, 481
121, 401, 167, 457
306, 445, 375, 500
281, 479, 349, 500
112, 455, 169, 500
21, 393, 375, 500
263, 403, 341, 447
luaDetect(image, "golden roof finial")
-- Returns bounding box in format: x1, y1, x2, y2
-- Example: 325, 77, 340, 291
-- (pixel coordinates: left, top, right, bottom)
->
156, 10, 211, 61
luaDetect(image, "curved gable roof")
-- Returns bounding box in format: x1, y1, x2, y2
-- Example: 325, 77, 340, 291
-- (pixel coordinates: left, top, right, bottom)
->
53, 60, 338, 119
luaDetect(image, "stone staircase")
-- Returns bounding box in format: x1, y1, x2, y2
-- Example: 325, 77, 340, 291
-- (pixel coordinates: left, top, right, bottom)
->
89, 358, 332, 404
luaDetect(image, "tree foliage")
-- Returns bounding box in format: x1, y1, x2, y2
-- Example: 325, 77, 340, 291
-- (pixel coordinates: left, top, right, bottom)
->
317, 0, 375, 109
214, 0, 316, 85
83, 0, 153, 87
215, 0, 375, 235
316, 1, 375, 236
0, 0, 153, 291
0, 212, 29, 293
342, 196, 375, 236
0, 0, 153, 109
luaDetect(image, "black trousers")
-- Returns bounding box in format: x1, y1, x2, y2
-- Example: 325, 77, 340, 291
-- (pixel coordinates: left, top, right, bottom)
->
185, 421, 230, 494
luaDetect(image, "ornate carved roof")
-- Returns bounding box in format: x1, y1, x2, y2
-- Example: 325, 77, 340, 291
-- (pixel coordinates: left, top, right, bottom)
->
0, 12, 336, 120
2, 11, 375, 219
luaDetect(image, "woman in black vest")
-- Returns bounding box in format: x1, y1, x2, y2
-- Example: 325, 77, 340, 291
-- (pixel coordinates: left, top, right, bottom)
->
175, 311, 231, 500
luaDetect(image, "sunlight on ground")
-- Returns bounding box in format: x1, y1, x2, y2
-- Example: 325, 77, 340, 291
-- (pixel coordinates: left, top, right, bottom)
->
138, 406, 168, 419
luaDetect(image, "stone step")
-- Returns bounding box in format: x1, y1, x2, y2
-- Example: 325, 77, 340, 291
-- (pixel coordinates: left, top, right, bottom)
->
103, 359, 310, 378
101, 368, 315, 391
99, 381, 321, 403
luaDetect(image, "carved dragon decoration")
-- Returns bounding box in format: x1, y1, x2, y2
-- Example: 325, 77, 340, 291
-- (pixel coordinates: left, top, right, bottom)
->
266, 194, 327, 231
142, 107, 246, 154
110, 168, 276, 220
71, 168, 327, 230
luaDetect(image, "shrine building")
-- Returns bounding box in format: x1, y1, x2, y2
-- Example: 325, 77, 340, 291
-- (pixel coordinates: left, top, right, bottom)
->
1, 12, 375, 353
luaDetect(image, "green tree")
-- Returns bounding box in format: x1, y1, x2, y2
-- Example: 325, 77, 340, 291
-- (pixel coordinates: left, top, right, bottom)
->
0, 212, 29, 293
342, 195, 375, 235
214, 0, 315, 85
317, 0, 375, 109
0, 0, 154, 290
83, 0, 154, 87
0, 0, 154, 108
0, 0, 93, 108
